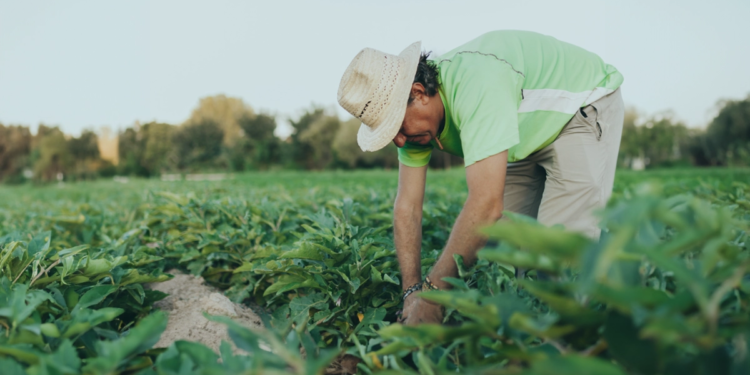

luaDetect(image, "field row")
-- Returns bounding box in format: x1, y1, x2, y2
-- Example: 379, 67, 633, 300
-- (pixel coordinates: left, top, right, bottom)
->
1, 168, 750, 374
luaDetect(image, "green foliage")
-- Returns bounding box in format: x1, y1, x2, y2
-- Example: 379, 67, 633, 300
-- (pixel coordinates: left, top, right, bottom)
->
27, 125, 112, 182
33, 126, 72, 181
172, 119, 225, 170
141, 123, 177, 175
299, 114, 341, 169
618, 108, 694, 169
6, 96, 750, 183
1, 169, 750, 374
0, 124, 32, 183
239, 113, 276, 142
376, 181, 750, 374
68, 130, 103, 180
617, 95, 750, 168
118, 127, 148, 176
333, 119, 399, 169
288, 106, 327, 169
68, 130, 100, 161
0, 226, 171, 375
229, 113, 282, 170
701, 95, 750, 166
183, 94, 255, 147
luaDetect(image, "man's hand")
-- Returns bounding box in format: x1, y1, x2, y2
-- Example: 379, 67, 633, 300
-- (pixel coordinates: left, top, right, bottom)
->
400, 292, 444, 325
394, 152, 507, 326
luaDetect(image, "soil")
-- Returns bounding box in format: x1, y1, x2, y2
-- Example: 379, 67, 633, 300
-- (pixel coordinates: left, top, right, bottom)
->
148, 270, 263, 352
148, 270, 359, 374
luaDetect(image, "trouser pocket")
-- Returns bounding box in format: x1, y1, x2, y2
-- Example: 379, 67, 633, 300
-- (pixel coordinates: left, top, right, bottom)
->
579, 105, 602, 141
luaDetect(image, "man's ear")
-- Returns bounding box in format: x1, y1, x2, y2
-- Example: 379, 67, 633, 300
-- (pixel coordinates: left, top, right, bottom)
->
410, 83, 426, 103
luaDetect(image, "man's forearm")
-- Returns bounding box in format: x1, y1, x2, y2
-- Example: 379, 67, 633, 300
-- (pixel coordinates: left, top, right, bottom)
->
394, 200, 423, 290
428, 196, 502, 290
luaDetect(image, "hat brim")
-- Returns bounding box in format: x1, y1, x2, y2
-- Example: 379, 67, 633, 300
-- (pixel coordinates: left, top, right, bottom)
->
356, 41, 422, 152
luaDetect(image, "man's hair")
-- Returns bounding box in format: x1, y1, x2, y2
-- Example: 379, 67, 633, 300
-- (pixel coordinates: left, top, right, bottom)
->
408, 52, 440, 105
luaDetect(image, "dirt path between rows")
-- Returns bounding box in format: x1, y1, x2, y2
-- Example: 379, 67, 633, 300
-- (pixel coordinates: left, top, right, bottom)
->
148, 270, 263, 352
147, 270, 359, 374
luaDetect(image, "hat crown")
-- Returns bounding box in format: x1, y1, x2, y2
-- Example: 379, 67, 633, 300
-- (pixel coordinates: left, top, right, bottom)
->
336, 41, 421, 152
337, 48, 404, 129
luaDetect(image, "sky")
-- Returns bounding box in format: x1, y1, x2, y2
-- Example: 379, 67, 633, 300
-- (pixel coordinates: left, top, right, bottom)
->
1, 0, 749, 138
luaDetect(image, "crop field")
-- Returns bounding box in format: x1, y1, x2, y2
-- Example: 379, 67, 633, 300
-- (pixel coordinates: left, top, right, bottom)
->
1, 167, 750, 374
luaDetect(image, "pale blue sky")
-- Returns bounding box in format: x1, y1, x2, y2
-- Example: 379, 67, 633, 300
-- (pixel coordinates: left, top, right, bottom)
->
1, 1, 748, 137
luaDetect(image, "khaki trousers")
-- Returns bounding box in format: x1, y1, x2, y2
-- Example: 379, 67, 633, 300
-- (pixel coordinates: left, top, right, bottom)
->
503, 88, 624, 241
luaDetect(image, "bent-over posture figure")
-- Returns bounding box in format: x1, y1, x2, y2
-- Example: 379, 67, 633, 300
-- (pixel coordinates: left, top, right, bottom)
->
337, 30, 624, 325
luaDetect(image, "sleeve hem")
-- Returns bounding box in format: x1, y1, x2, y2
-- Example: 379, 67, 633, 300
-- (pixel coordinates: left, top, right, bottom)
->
398, 156, 430, 168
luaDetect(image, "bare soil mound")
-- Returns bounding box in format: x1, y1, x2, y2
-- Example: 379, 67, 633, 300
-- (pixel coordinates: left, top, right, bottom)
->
149, 270, 262, 352
148, 271, 358, 374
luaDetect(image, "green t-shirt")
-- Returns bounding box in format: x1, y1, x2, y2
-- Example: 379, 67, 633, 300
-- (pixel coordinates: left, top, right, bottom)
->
398, 30, 624, 167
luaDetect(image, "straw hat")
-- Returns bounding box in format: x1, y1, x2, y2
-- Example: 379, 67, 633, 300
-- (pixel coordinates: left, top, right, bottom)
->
337, 41, 422, 152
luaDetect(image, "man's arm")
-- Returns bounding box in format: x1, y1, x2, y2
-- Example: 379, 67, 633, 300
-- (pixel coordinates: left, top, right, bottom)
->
393, 162, 428, 291
427, 151, 507, 289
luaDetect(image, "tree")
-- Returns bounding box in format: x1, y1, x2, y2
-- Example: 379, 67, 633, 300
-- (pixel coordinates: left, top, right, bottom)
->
0, 124, 32, 183
617, 109, 692, 169
332, 118, 399, 169
141, 122, 176, 175
617, 107, 643, 168
117, 126, 147, 176
288, 106, 326, 168
231, 113, 280, 170
33, 127, 72, 181
116, 122, 177, 176
184, 94, 254, 147
238, 113, 276, 142
69, 130, 100, 161
332, 118, 363, 168
702, 95, 750, 165
298, 114, 340, 169
68, 130, 101, 180
172, 120, 224, 170
640, 113, 690, 167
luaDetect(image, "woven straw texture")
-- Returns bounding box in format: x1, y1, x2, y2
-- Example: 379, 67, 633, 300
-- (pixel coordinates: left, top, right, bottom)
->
337, 41, 421, 151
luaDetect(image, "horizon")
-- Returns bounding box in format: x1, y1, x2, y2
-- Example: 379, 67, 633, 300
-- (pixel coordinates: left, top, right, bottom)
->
1, 1, 749, 138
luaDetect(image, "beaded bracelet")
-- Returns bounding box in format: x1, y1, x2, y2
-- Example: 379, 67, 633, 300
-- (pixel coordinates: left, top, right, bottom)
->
402, 276, 442, 301
402, 282, 423, 300
422, 276, 440, 292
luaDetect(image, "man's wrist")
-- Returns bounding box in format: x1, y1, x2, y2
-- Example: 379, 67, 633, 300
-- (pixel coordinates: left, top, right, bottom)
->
401, 273, 422, 292
426, 271, 452, 290
402, 282, 423, 300
422, 276, 440, 291
401, 281, 421, 291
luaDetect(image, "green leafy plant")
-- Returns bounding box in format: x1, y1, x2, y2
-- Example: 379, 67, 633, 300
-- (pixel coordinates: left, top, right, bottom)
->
375, 186, 750, 374
1, 169, 750, 374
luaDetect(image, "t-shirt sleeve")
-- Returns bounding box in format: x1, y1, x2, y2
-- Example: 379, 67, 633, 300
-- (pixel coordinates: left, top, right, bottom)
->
446, 54, 523, 166
397, 141, 433, 167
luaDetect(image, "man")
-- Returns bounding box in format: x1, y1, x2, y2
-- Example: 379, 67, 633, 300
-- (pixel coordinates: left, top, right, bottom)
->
337, 30, 624, 325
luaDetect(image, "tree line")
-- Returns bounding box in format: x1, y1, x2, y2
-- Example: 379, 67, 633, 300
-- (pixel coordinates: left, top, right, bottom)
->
618, 95, 750, 169
114, 95, 404, 178
0, 94, 748, 183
